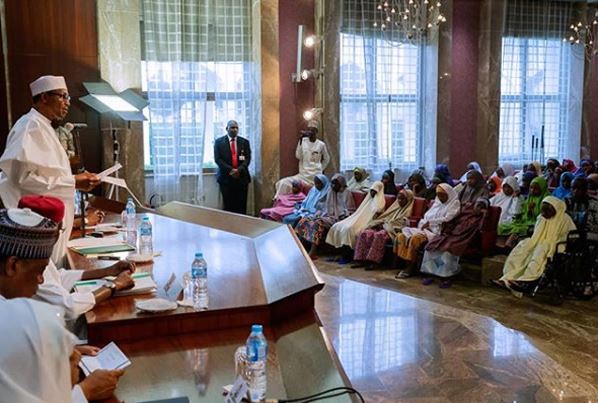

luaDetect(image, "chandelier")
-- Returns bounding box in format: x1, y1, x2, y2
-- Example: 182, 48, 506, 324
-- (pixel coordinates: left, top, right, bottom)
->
564, 6, 598, 60
373, 0, 447, 41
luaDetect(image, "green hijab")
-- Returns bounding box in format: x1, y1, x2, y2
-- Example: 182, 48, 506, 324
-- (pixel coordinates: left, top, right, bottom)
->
522, 176, 548, 221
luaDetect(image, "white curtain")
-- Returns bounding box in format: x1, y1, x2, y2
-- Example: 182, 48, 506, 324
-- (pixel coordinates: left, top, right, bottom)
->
339, 0, 433, 177
499, 0, 584, 167
142, 0, 259, 206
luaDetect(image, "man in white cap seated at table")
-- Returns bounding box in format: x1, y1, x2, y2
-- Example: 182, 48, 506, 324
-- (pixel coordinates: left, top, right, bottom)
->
19, 194, 135, 322
0, 75, 101, 267
0, 203, 126, 402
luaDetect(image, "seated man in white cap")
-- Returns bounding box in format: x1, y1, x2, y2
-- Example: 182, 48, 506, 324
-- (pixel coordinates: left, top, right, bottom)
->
19, 194, 135, 322
0, 204, 126, 402
273, 122, 331, 199
0, 75, 102, 267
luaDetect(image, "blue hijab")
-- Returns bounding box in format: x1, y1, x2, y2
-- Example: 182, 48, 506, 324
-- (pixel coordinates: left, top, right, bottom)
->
434, 164, 454, 186
552, 172, 574, 200
298, 174, 330, 214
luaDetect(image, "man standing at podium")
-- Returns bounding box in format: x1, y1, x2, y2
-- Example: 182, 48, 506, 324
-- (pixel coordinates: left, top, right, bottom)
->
214, 120, 251, 214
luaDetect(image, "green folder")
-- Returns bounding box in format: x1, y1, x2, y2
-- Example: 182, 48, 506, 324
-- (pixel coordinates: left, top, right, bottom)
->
72, 244, 135, 255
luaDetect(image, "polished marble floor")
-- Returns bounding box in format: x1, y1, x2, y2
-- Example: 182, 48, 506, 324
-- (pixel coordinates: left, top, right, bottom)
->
314, 263, 598, 402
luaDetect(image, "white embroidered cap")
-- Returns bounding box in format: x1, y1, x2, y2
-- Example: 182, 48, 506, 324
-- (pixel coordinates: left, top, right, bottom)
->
29, 75, 67, 97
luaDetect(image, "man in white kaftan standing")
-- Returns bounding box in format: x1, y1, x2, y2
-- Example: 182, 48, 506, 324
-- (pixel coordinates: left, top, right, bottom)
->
0, 75, 100, 265
273, 123, 331, 199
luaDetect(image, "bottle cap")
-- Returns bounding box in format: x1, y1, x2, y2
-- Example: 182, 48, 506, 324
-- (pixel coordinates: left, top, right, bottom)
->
195, 252, 203, 258
251, 324, 263, 333
128, 197, 133, 202
142, 216, 150, 221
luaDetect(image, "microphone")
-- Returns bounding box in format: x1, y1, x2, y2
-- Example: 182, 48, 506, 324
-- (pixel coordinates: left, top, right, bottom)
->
64, 122, 88, 131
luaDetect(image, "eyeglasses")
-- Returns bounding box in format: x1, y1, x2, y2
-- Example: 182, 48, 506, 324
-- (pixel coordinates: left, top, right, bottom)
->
47, 92, 71, 101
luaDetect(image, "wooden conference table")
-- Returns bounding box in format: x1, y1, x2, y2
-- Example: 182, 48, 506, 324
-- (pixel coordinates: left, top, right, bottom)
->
69, 202, 353, 402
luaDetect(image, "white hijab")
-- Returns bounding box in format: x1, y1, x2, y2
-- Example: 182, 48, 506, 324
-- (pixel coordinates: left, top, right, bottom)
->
459, 161, 482, 182
490, 176, 522, 224
0, 298, 76, 403
501, 196, 576, 282
419, 183, 461, 235
326, 181, 386, 248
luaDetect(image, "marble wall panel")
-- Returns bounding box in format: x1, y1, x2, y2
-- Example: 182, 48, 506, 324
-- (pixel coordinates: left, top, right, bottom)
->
97, 0, 145, 203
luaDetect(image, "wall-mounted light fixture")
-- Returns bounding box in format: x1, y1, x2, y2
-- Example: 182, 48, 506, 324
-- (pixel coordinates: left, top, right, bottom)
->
303, 108, 323, 121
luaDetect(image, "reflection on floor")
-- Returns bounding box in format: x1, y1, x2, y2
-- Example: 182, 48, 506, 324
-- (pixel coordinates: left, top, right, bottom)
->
315, 263, 598, 402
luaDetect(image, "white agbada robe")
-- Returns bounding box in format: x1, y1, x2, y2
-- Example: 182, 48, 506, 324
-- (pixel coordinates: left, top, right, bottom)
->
0, 108, 94, 319
326, 181, 386, 248
34, 260, 96, 320
0, 296, 76, 403
501, 196, 576, 282
0, 108, 75, 265
274, 138, 330, 198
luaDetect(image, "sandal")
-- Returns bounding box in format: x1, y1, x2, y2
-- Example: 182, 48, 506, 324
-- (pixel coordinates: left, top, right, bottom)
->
421, 278, 434, 286
395, 270, 411, 279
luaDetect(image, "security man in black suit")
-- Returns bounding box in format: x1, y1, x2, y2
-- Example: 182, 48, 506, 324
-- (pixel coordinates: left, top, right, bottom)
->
214, 120, 251, 214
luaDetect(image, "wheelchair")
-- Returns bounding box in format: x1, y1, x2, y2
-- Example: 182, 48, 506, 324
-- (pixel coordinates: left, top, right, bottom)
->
531, 231, 598, 305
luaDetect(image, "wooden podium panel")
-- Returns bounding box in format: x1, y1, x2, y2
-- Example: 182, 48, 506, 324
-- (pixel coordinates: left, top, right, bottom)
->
69, 203, 324, 344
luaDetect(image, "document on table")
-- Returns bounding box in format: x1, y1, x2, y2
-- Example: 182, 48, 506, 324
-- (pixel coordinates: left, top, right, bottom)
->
68, 236, 135, 255
98, 163, 122, 180
79, 342, 131, 376
103, 176, 144, 208
74, 272, 157, 296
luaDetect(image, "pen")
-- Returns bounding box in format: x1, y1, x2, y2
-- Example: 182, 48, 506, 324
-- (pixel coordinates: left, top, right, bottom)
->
76, 280, 98, 286
97, 256, 120, 261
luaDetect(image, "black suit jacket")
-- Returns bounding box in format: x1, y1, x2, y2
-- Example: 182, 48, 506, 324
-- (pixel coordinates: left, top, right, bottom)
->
214, 135, 251, 185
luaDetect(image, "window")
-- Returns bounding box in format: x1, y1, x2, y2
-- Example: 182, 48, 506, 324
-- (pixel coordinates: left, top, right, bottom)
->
499, 37, 572, 166
141, 61, 252, 171
340, 33, 422, 174
498, 0, 580, 167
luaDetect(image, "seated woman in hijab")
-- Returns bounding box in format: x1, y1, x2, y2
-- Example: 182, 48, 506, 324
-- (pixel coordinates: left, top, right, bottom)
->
347, 167, 372, 192
496, 196, 575, 291
352, 189, 414, 269
565, 176, 598, 239
394, 184, 461, 278
407, 171, 430, 199
434, 164, 455, 186
575, 158, 594, 177
260, 180, 306, 222
381, 169, 398, 196
498, 176, 548, 247
490, 176, 522, 226
518, 170, 537, 196
543, 158, 561, 188
420, 197, 490, 288
458, 161, 482, 183
457, 170, 489, 210
282, 174, 330, 227
295, 174, 355, 258
486, 175, 502, 197
326, 181, 386, 264
551, 172, 574, 200
562, 159, 577, 173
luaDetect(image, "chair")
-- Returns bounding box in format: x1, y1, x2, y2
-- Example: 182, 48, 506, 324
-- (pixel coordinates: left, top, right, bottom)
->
384, 195, 396, 210
408, 197, 429, 227
352, 191, 367, 207
461, 205, 502, 259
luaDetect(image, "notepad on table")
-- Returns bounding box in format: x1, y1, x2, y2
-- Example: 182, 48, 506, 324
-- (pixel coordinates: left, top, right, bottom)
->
74, 272, 157, 296
68, 236, 135, 255
79, 342, 131, 376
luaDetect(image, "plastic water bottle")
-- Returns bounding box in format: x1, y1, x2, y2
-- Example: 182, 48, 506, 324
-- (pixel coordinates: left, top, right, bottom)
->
245, 324, 267, 402
139, 216, 153, 257
125, 198, 137, 248
191, 252, 208, 309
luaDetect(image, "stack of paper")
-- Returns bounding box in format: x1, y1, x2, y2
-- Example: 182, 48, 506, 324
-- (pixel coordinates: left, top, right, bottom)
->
68, 236, 135, 255
79, 342, 131, 376
74, 272, 157, 296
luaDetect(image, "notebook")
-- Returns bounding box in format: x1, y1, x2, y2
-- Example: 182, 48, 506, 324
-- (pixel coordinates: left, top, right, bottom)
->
79, 342, 131, 376
68, 236, 135, 255
74, 272, 157, 296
